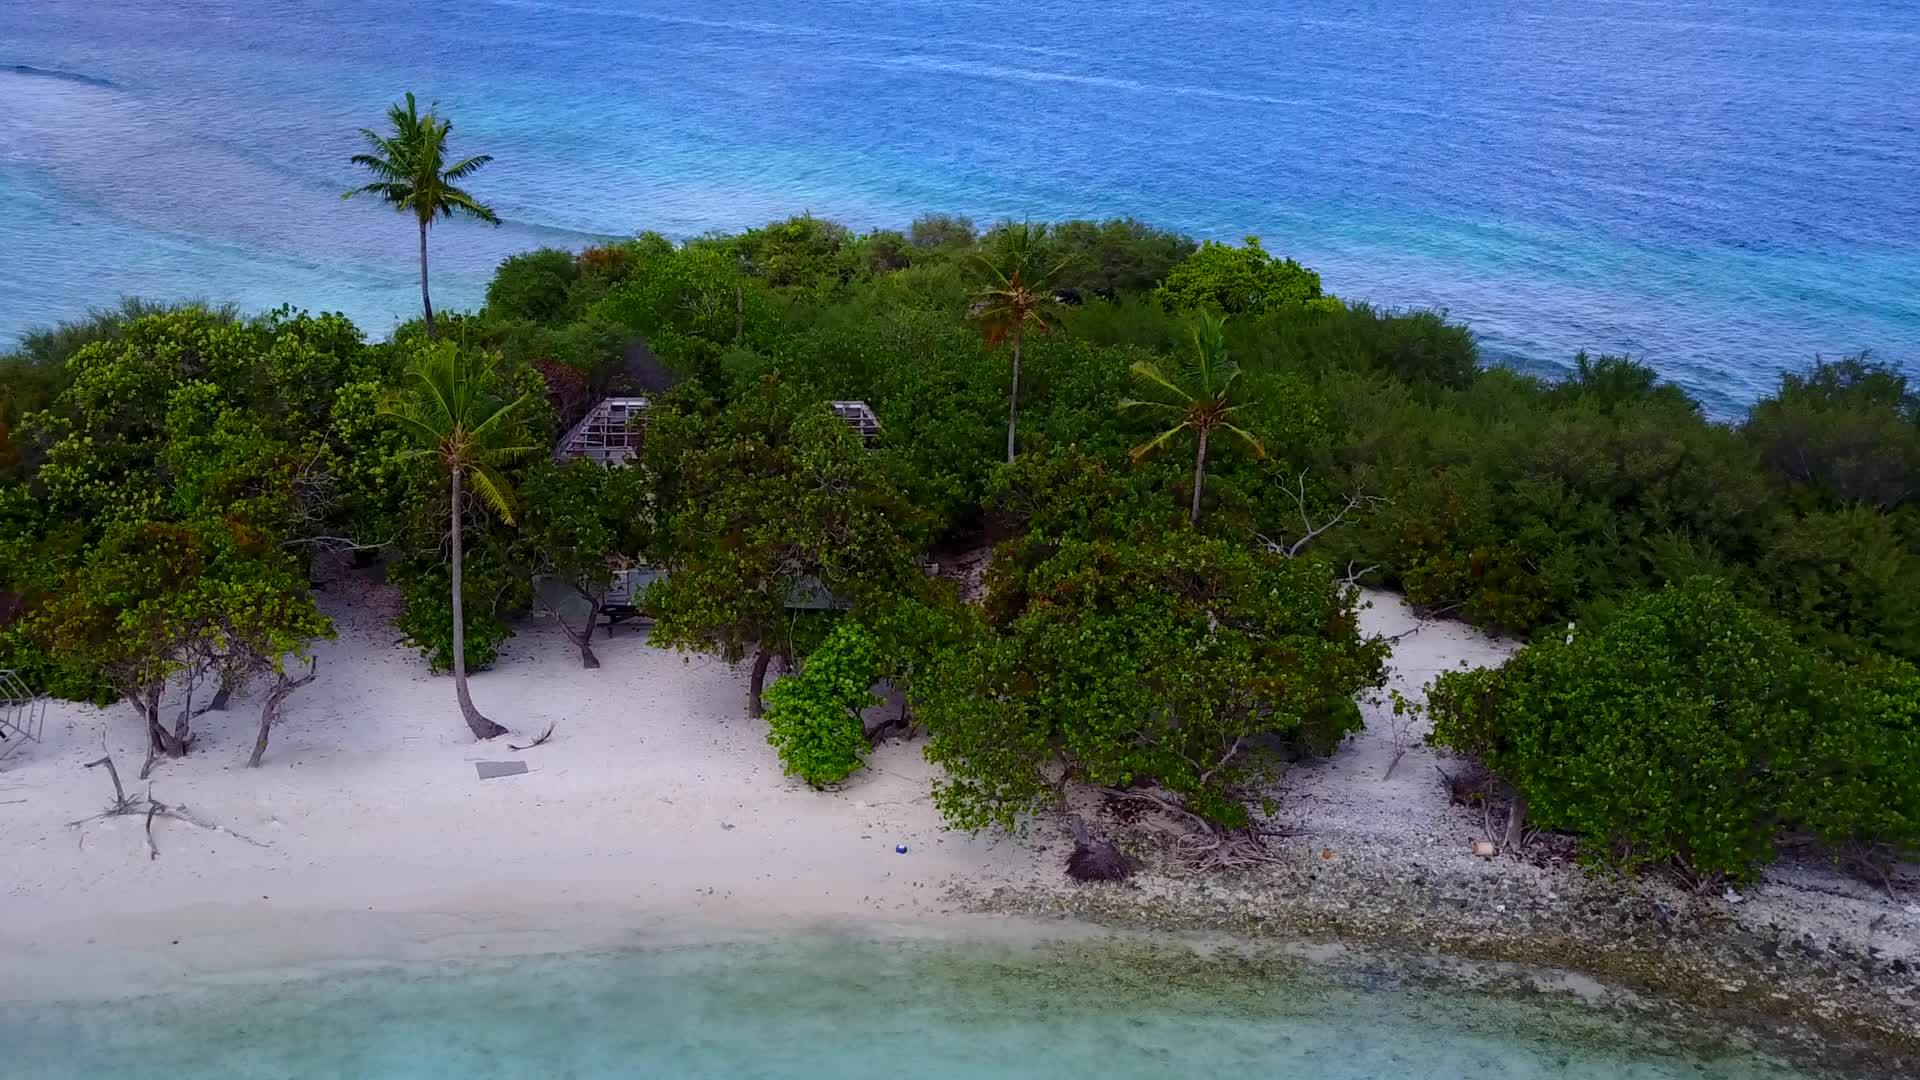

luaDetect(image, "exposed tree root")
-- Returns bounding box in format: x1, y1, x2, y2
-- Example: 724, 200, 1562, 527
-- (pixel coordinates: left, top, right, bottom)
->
1098, 786, 1286, 872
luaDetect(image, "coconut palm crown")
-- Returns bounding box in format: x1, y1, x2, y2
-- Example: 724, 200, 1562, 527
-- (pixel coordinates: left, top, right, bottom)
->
1118, 310, 1266, 523
344, 92, 499, 338
971, 223, 1075, 463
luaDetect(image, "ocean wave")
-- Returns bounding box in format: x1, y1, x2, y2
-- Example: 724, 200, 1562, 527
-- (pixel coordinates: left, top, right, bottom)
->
1, 63, 118, 89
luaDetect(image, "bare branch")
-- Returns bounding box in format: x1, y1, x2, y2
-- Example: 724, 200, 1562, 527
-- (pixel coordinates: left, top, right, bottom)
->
1340, 561, 1380, 587
1262, 470, 1385, 559
282, 535, 393, 552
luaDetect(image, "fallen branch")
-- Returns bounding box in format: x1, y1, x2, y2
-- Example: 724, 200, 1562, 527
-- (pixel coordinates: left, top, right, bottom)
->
69, 754, 268, 858
84, 754, 132, 813
508, 722, 556, 751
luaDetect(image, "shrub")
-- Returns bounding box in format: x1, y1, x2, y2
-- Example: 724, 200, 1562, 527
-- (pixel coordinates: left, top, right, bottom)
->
908, 213, 976, 252
763, 621, 883, 786
1745, 355, 1920, 510
485, 248, 581, 324
388, 542, 524, 674
1798, 657, 1920, 875
1428, 578, 1911, 885
1044, 217, 1197, 298
1155, 236, 1322, 315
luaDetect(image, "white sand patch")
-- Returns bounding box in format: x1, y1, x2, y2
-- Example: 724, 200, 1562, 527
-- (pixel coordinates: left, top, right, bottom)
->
1278, 588, 1518, 844
0, 569, 1040, 997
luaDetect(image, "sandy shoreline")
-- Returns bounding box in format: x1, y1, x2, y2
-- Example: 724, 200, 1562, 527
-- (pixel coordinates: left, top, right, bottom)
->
2, 572, 1915, 1065
0, 567, 1047, 1000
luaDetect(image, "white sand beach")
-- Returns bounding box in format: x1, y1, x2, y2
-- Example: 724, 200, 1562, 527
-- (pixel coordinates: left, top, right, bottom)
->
2, 572, 1911, 1005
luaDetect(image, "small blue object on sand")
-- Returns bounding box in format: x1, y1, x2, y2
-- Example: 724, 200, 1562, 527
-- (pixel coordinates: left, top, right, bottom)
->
895, 844, 908, 855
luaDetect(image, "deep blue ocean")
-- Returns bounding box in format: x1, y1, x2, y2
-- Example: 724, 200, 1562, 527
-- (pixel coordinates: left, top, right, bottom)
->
2, 0, 1917, 410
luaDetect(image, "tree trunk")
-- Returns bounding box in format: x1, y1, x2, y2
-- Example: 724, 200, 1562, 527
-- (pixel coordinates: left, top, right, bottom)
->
249, 663, 318, 767
419, 218, 435, 340
748, 644, 775, 717
173, 676, 194, 745
142, 691, 185, 759
1005, 328, 1023, 464
1504, 790, 1529, 850
207, 675, 233, 712
735, 284, 745, 343
250, 674, 290, 768
562, 597, 602, 669
450, 467, 507, 740
1189, 427, 1209, 525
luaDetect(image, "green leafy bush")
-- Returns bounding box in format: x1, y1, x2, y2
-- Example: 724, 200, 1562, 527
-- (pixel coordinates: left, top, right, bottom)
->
1428, 578, 1918, 884
485, 248, 582, 323
1155, 236, 1323, 315
643, 377, 926, 714
1798, 657, 1920, 873
389, 542, 523, 674
763, 621, 883, 786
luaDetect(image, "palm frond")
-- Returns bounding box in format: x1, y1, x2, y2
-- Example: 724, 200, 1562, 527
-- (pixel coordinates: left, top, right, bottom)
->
410, 350, 460, 432
442, 153, 493, 181
1036, 253, 1079, 288
971, 253, 1013, 288
438, 186, 501, 225
1127, 360, 1194, 406
1116, 397, 1183, 416
1128, 423, 1190, 464
467, 391, 531, 441
1219, 422, 1268, 459
466, 463, 519, 524
378, 408, 447, 452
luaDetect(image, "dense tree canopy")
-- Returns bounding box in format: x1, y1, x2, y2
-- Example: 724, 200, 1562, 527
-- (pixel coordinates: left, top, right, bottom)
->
641, 376, 927, 715
4, 207, 1917, 855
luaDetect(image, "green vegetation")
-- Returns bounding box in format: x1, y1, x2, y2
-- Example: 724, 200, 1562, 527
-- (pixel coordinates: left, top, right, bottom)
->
763, 620, 884, 786
1155, 235, 1328, 316
1119, 311, 1266, 523
919, 521, 1387, 830
4, 193, 1916, 877
641, 376, 925, 716
516, 457, 650, 669
1427, 579, 1920, 886
344, 92, 498, 338
381, 344, 538, 739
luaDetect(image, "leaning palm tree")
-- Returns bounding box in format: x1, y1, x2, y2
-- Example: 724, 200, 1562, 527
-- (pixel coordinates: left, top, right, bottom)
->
1118, 311, 1266, 524
381, 344, 534, 740
971, 223, 1072, 463
344, 92, 499, 339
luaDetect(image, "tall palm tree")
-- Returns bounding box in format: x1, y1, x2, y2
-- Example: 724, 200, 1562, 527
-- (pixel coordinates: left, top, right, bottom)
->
344, 92, 498, 339
971, 223, 1071, 463
1118, 311, 1266, 524
381, 344, 534, 740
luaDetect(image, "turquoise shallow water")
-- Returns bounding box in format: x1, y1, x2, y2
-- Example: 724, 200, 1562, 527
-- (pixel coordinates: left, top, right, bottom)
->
3, 1, 1918, 410
0, 935, 1815, 1079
